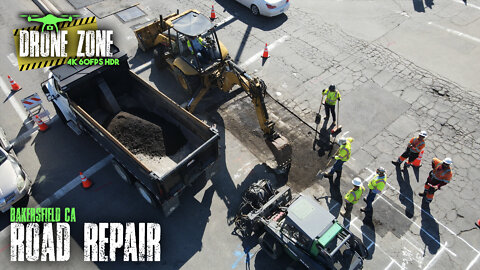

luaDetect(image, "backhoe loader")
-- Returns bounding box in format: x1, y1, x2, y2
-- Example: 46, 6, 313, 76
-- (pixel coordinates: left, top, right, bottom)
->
134, 9, 291, 170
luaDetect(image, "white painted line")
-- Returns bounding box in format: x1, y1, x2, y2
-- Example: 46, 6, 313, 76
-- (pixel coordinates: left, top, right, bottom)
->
428, 21, 480, 44
403, 236, 424, 254
239, 35, 289, 68
452, 0, 480, 11
131, 59, 153, 73
466, 252, 480, 270
423, 242, 447, 270
367, 241, 374, 251
0, 76, 27, 121
329, 201, 340, 211
384, 259, 395, 270
215, 15, 234, 28
7, 53, 18, 67
378, 195, 457, 257
9, 116, 58, 146
38, 154, 113, 208
385, 181, 480, 253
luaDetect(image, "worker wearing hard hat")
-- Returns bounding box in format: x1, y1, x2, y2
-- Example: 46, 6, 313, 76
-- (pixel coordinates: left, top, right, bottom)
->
361, 167, 387, 212
324, 137, 354, 178
392, 131, 427, 169
341, 178, 365, 217
321, 85, 341, 126
419, 157, 453, 203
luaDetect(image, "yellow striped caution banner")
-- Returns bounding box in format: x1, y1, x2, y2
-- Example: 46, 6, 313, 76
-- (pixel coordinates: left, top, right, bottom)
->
13, 17, 97, 71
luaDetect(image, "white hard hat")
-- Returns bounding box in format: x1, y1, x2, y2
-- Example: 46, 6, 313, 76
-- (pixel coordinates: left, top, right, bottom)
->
419, 131, 428, 137
338, 138, 347, 145
352, 178, 362, 186
377, 167, 386, 174
443, 157, 453, 165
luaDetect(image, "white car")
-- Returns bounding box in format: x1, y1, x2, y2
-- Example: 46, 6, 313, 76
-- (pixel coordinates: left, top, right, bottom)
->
235, 0, 290, 17
0, 127, 32, 213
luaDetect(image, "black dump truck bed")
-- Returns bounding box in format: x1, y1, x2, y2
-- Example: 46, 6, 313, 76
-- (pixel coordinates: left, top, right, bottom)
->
47, 47, 219, 216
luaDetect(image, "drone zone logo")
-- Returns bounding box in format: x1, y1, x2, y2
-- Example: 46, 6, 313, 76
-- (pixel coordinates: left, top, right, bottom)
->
13, 14, 117, 71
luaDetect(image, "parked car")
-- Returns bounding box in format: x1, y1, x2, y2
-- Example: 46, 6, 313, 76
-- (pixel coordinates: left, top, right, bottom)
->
235, 0, 290, 17
0, 127, 32, 213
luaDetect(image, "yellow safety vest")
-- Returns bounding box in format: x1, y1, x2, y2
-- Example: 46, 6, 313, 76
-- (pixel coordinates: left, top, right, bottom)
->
322, 89, 341, 106
187, 37, 205, 54
368, 174, 387, 193
345, 186, 365, 204
335, 141, 351, 162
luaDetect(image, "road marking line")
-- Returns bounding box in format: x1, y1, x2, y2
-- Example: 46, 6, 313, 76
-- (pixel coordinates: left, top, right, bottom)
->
467, 252, 480, 270
216, 15, 234, 28
38, 154, 113, 208
453, 0, 480, 10
239, 35, 289, 68
348, 219, 403, 268
0, 76, 27, 121
377, 195, 457, 257
384, 180, 480, 253
423, 242, 447, 270
403, 236, 424, 254
428, 21, 480, 44
7, 53, 18, 67
131, 59, 153, 73
384, 259, 395, 270
9, 116, 58, 146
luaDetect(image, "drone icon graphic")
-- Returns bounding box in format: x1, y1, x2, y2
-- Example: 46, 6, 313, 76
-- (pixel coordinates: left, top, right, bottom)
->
20, 14, 80, 32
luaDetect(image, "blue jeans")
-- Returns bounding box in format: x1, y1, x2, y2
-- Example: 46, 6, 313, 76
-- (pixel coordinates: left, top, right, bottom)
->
329, 159, 345, 174
365, 189, 377, 210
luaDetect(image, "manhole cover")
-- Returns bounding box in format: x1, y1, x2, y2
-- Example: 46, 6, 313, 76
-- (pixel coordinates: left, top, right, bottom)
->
116, 6, 146, 23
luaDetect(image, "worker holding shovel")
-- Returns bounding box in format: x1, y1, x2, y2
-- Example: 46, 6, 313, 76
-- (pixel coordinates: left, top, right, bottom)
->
321, 85, 341, 126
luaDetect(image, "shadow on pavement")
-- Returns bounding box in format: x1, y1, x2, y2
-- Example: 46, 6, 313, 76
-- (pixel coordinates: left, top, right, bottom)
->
412, 0, 425, 12
361, 213, 376, 260
420, 198, 440, 254
328, 173, 343, 218
395, 165, 415, 218
424, 0, 435, 9
214, 0, 288, 31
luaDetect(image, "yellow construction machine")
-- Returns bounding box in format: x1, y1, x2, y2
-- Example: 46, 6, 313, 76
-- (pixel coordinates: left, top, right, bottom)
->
134, 10, 291, 170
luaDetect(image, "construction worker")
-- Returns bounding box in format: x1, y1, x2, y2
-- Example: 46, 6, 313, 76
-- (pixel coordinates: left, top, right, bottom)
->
341, 178, 365, 216
361, 167, 387, 212
392, 131, 427, 169
324, 137, 353, 178
322, 85, 341, 125
187, 36, 210, 64
418, 157, 453, 203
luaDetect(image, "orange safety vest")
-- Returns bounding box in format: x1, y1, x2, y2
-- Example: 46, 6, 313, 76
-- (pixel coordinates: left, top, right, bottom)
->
409, 137, 425, 153
432, 158, 452, 184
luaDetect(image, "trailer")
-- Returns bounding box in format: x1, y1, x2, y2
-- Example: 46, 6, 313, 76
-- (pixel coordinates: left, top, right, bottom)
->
40, 46, 219, 216
235, 180, 368, 269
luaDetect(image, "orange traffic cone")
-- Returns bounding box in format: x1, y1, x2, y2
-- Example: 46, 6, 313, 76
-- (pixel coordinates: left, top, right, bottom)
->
8, 76, 21, 91
411, 150, 424, 167
34, 115, 49, 132
80, 172, 93, 189
210, 5, 216, 21
262, 43, 269, 58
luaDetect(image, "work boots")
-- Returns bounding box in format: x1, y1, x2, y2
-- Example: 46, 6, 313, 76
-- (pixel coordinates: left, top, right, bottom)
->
418, 192, 425, 197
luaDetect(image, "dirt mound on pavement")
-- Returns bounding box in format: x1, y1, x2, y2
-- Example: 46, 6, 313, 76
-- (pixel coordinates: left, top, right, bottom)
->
107, 112, 168, 157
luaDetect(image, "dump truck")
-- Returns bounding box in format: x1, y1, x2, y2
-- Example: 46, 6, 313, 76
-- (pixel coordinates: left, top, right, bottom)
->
235, 180, 368, 269
134, 9, 291, 171
40, 45, 219, 216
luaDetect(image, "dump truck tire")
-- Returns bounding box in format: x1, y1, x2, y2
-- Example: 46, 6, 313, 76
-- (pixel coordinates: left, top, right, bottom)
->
134, 182, 159, 208
173, 67, 200, 96
153, 45, 167, 69
112, 159, 134, 185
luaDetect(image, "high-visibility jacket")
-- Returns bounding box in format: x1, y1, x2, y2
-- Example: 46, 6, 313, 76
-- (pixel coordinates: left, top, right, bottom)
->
368, 174, 387, 194
345, 186, 365, 204
335, 138, 352, 162
322, 89, 341, 106
431, 158, 452, 185
187, 37, 205, 54
408, 137, 425, 153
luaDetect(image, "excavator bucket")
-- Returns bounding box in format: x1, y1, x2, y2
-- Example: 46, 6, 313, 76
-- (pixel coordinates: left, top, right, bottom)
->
266, 134, 292, 173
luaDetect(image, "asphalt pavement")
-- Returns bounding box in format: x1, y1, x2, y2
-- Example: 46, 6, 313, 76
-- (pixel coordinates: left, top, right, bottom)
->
0, 0, 479, 269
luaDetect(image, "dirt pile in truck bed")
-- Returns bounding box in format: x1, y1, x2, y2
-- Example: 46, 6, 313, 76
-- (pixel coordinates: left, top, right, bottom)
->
106, 111, 186, 157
